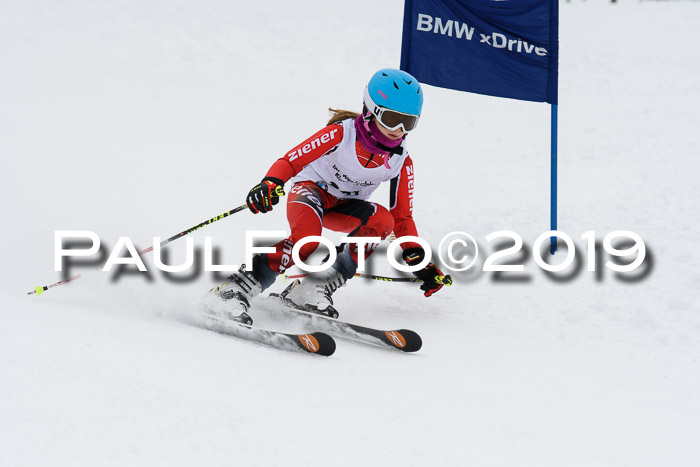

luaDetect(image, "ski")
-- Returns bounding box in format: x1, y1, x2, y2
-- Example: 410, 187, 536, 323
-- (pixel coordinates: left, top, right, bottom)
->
198, 309, 336, 356
266, 283, 422, 352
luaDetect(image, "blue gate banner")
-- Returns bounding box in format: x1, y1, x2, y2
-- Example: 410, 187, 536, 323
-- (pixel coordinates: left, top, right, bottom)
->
400, 0, 558, 104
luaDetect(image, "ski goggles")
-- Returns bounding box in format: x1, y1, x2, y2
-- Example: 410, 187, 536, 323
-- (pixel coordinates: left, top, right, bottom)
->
373, 107, 420, 133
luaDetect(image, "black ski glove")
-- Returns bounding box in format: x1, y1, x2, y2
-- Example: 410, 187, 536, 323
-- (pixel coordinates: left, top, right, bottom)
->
247, 177, 285, 214
403, 247, 453, 297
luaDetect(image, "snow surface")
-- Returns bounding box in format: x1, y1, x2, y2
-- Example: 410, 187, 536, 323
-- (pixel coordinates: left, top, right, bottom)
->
2, 1, 700, 465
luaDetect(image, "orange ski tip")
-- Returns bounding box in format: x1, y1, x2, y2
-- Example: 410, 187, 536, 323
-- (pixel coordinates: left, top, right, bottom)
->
384, 331, 406, 349
298, 334, 320, 353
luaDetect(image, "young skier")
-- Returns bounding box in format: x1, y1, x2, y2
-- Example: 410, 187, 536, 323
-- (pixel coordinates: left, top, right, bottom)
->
211, 68, 452, 323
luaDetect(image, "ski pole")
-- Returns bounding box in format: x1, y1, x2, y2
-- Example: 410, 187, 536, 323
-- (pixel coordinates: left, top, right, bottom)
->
136, 184, 283, 255
137, 203, 249, 255
28, 184, 287, 296
29, 274, 84, 296
284, 272, 422, 283
28, 203, 248, 296
285, 272, 454, 286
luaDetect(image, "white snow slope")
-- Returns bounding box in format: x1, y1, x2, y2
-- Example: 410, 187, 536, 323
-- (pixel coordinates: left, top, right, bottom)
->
2, 1, 699, 466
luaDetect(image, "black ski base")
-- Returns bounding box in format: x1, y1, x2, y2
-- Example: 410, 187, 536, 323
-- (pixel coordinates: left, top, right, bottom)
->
208, 319, 336, 356
268, 287, 422, 353
198, 300, 336, 356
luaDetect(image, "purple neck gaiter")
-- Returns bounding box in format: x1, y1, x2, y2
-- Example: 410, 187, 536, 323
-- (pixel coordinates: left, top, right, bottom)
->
354, 115, 404, 159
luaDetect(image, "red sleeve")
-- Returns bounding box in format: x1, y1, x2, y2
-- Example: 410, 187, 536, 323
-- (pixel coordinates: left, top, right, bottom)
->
265, 124, 344, 182
389, 155, 421, 250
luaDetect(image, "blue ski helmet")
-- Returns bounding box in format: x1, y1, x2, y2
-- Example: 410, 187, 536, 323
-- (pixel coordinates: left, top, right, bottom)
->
364, 69, 423, 117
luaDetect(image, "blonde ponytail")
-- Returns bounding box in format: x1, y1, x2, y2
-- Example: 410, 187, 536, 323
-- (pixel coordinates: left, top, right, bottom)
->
327, 108, 360, 125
